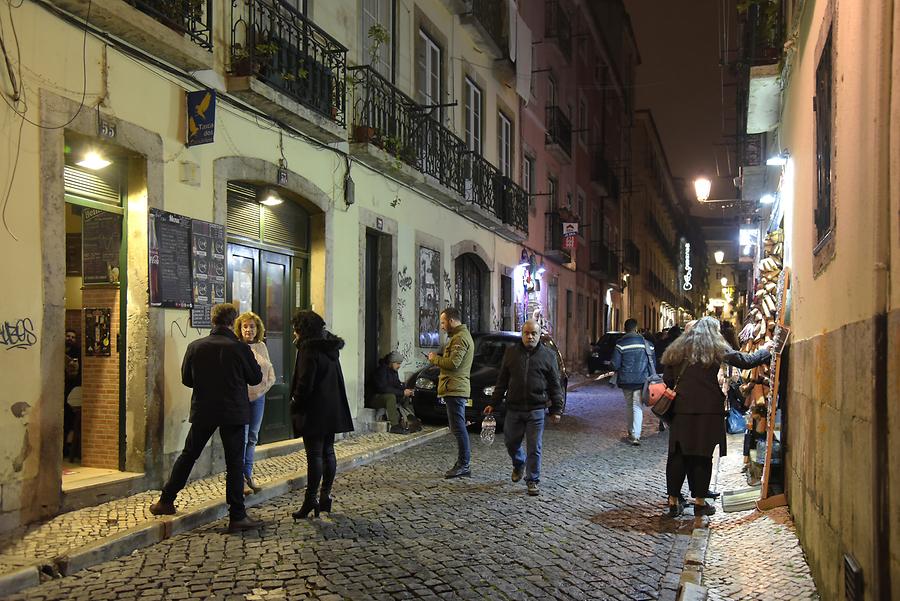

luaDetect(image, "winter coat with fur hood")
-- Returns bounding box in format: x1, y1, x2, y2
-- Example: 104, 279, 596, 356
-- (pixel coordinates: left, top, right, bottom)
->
290, 332, 354, 437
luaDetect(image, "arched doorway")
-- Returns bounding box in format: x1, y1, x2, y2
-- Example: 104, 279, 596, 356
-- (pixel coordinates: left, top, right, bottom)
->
455, 253, 488, 332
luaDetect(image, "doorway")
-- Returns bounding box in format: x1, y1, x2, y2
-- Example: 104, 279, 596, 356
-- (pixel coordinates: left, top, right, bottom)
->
500, 274, 513, 331
455, 253, 487, 331
228, 243, 307, 443
364, 229, 393, 399
62, 162, 127, 476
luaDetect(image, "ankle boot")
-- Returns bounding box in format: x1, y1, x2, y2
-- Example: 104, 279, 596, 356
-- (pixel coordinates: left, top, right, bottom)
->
319, 487, 332, 513
292, 493, 319, 519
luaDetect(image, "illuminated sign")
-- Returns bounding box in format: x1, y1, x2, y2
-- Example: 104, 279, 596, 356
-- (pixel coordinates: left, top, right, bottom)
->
682, 242, 693, 291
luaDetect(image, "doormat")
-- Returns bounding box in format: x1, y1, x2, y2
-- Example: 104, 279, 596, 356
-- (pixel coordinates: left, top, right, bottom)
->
722, 486, 761, 513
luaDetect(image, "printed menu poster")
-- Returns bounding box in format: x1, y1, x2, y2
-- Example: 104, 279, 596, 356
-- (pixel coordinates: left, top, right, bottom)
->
191, 219, 226, 307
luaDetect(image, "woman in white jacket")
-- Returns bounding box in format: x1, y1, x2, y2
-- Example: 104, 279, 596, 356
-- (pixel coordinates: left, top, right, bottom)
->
235, 311, 276, 492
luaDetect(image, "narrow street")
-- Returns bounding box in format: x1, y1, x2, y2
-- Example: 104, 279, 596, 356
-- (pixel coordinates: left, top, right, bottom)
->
9, 383, 692, 601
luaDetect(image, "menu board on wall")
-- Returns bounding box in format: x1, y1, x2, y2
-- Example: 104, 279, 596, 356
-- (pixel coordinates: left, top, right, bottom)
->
191, 219, 226, 306
82, 209, 121, 285
84, 307, 112, 356
149, 209, 193, 308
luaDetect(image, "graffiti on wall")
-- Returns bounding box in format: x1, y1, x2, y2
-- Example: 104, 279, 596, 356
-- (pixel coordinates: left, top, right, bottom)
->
1, 318, 37, 350
398, 266, 412, 292
443, 270, 453, 305
418, 247, 441, 347
397, 296, 407, 324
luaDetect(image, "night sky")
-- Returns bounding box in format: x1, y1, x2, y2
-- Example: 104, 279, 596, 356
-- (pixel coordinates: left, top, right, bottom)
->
623, 0, 736, 204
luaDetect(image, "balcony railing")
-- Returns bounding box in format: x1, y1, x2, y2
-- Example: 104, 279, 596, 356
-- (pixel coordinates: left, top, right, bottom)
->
469, 0, 507, 56
230, 0, 347, 124
417, 114, 467, 195
623, 240, 640, 275
348, 66, 419, 163
497, 177, 529, 234
130, 0, 213, 50
545, 1, 572, 61
545, 212, 572, 261
646, 215, 677, 261
589, 241, 618, 279
462, 151, 501, 216
545, 106, 572, 158
741, 1, 784, 66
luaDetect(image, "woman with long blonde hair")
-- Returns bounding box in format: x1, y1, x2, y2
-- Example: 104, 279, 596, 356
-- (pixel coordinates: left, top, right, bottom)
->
660, 316, 771, 517
234, 311, 276, 493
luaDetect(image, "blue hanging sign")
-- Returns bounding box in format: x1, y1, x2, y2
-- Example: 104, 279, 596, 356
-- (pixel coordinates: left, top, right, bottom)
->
186, 89, 216, 147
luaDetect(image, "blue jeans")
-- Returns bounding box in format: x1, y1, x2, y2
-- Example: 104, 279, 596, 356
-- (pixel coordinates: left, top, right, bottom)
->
243, 396, 266, 478
443, 396, 471, 467
504, 408, 546, 483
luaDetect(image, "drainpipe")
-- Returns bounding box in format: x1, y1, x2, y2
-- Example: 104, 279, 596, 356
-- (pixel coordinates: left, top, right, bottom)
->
872, 0, 893, 598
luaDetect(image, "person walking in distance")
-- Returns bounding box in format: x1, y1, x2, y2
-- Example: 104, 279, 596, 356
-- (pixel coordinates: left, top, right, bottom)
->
428, 307, 475, 478
611, 318, 656, 446
484, 320, 564, 496
150, 303, 264, 533
289, 310, 354, 518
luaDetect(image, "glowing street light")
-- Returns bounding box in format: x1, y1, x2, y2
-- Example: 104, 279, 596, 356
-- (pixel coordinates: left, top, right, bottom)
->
76, 151, 111, 170
714, 250, 725, 264
694, 177, 712, 202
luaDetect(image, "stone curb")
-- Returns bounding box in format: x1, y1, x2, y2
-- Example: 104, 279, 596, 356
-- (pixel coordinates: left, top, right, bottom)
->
676, 451, 722, 601
0, 427, 448, 598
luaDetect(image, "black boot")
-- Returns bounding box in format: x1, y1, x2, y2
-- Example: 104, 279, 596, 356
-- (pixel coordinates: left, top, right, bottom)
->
292, 493, 319, 519
319, 487, 333, 513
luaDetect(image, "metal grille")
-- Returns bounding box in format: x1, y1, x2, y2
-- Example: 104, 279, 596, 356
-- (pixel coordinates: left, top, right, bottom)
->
63, 165, 121, 205
814, 28, 833, 245
262, 200, 309, 251
843, 554, 862, 601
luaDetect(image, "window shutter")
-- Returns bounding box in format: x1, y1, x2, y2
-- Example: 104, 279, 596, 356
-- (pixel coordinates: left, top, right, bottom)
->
262, 200, 309, 251
226, 182, 261, 240
64, 165, 121, 205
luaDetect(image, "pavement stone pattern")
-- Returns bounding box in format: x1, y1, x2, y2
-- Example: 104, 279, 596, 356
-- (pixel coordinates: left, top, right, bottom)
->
702, 433, 819, 600
7, 384, 693, 601
0, 430, 437, 574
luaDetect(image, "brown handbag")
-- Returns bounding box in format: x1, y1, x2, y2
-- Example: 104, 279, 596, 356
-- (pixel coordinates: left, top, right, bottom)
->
651, 363, 687, 420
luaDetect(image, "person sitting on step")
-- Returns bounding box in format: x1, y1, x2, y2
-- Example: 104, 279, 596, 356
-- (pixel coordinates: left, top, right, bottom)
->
371, 351, 421, 434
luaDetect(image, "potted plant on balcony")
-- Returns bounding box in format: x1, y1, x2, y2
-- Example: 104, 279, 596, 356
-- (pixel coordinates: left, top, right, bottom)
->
231, 40, 279, 77
156, 0, 204, 36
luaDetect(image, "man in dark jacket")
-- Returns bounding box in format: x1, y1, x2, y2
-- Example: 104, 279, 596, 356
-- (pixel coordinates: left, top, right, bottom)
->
484, 320, 563, 496
611, 318, 656, 446
150, 303, 264, 533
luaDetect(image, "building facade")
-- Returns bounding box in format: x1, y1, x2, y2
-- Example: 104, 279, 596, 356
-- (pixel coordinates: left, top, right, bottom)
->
737, 0, 900, 598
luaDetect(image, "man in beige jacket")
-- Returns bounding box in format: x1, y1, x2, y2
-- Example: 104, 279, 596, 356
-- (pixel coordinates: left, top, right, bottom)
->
428, 307, 475, 478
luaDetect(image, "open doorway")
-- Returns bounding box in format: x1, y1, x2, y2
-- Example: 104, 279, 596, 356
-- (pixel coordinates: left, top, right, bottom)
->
363, 229, 393, 400
61, 139, 130, 486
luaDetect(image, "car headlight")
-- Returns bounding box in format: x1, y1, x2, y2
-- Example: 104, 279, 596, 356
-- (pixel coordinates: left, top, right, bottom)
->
415, 377, 435, 390
483, 386, 495, 397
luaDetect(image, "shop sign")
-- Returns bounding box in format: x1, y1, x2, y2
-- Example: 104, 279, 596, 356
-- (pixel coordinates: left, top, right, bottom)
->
562, 222, 578, 250
682, 242, 693, 291
186, 89, 216, 147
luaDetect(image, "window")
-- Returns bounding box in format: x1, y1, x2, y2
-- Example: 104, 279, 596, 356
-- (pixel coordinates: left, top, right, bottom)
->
416, 30, 441, 119
464, 77, 483, 154
548, 75, 557, 108
548, 176, 558, 210
523, 155, 534, 195
814, 27, 834, 248
577, 191, 585, 225
362, 0, 392, 78
498, 111, 512, 177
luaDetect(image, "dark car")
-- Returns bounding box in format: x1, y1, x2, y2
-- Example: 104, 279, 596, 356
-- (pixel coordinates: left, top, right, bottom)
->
587, 331, 625, 374
408, 332, 568, 429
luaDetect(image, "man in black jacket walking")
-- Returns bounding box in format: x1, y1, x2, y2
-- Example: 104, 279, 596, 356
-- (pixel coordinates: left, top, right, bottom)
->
150, 303, 264, 532
485, 320, 564, 496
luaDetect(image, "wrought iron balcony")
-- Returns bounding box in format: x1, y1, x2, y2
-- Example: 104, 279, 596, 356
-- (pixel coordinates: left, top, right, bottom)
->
496, 177, 529, 234
545, 106, 572, 160
591, 153, 620, 199
131, 0, 212, 49
589, 241, 619, 280
460, 0, 508, 59
623, 240, 641, 275
545, 1, 572, 61
348, 66, 420, 165
740, 0, 784, 66
229, 0, 347, 125
417, 115, 467, 195
544, 212, 572, 262
461, 151, 500, 217
646, 215, 677, 262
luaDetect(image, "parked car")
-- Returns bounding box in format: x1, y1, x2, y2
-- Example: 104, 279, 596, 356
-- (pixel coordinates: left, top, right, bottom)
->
408, 331, 568, 429
587, 331, 625, 374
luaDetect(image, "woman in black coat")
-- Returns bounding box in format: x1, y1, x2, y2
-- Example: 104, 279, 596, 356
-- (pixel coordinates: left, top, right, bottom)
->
289, 310, 354, 518
661, 316, 771, 517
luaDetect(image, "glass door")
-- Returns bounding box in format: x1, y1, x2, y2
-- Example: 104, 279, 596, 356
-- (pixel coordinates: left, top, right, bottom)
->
227, 243, 304, 443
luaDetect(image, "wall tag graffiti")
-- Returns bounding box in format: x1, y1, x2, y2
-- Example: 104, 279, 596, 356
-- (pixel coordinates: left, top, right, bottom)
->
1, 318, 37, 350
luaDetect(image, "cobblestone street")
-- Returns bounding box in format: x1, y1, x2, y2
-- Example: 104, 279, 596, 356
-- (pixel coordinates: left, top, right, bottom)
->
8, 383, 693, 601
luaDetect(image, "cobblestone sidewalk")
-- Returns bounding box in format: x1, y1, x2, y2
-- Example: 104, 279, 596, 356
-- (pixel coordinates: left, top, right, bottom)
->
0, 428, 443, 586
701, 433, 819, 600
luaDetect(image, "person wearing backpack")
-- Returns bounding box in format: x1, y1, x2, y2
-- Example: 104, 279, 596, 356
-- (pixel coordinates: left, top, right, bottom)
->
611, 318, 656, 446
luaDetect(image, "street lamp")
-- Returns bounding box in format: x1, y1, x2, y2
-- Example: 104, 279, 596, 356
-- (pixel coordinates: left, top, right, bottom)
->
694, 178, 712, 202
720, 276, 728, 287
714, 250, 725, 264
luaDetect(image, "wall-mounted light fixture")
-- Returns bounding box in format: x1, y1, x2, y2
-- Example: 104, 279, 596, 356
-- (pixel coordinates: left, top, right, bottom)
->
760, 194, 776, 204
714, 250, 725, 264
260, 190, 283, 206
766, 149, 790, 166
76, 150, 111, 170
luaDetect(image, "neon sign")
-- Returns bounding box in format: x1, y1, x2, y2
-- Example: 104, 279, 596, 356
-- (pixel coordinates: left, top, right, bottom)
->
682, 242, 693, 291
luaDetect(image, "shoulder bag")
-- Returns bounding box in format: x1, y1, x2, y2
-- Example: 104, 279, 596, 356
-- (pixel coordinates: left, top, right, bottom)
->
651, 363, 688, 421
641, 341, 666, 406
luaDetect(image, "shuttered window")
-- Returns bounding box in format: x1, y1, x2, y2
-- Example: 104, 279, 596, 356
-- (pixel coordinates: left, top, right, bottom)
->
63, 165, 122, 206
226, 182, 309, 251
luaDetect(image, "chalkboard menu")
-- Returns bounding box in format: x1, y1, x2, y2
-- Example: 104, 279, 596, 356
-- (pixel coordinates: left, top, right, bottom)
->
191, 219, 226, 306
149, 209, 193, 308
82, 209, 121, 285
191, 305, 212, 329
